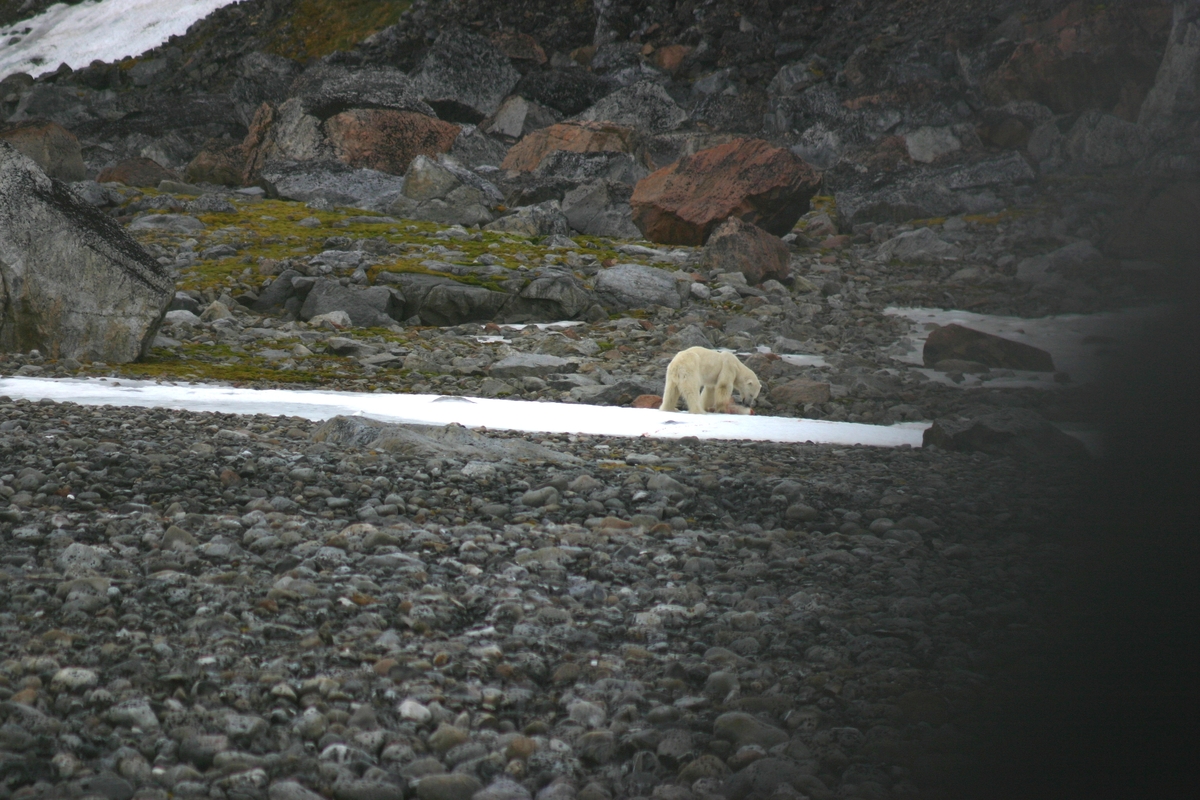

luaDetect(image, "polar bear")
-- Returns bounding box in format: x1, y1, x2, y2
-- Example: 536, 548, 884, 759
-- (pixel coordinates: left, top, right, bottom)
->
660, 347, 762, 414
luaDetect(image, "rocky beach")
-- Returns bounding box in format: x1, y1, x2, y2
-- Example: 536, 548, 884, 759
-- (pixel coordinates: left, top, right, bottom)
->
0, 1, 1197, 799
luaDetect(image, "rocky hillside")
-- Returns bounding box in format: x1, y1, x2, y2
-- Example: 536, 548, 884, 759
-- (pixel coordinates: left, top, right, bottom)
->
0, 2, 1196, 800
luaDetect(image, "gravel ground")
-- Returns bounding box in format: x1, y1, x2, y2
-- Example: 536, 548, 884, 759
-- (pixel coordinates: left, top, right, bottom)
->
0, 392, 1081, 800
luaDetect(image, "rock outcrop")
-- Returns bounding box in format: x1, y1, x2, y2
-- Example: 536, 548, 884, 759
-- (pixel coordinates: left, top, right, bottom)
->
0, 143, 172, 362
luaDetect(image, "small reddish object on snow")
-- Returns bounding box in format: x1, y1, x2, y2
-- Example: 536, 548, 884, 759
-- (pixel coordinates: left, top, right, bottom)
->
632, 394, 663, 409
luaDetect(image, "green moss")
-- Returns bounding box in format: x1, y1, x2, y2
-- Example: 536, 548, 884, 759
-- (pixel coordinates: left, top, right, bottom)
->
262, 0, 409, 60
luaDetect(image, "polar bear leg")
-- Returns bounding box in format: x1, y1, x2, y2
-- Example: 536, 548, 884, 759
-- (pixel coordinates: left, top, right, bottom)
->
682, 381, 707, 413
660, 377, 681, 411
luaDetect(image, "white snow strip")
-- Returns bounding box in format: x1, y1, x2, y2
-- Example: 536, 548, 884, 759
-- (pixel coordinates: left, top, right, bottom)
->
0, 0, 238, 79
0, 377, 929, 448
885, 305, 1165, 388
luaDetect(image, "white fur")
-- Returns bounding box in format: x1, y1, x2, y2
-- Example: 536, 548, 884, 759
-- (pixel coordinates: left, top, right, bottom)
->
660, 347, 762, 414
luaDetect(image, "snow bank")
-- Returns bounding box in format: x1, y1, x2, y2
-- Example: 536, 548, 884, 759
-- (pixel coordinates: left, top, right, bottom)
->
0, 377, 928, 448
0, 0, 238, 78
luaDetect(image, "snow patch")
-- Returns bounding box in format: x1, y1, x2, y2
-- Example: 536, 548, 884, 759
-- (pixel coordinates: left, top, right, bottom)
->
0, 0, 238, 78
0, 377, 928, 448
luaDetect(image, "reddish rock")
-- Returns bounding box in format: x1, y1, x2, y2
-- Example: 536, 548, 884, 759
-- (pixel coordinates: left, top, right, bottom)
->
923, 324, 1055, 372
632, 394, 662, 409
981, 1, 1171, 116
324, 109, 460, 175
698, 216, 790, 285
96, 157, 178, 187
186, 139, 245, 186
769, 379, 831, 407
500, 121, 639, 172
653, 44, 692, 74
240, 102, 277, 184
631, 138, 821, 246
0, 118, 85, 181
1105, 181, 1200, 269
490, 31, 546, 65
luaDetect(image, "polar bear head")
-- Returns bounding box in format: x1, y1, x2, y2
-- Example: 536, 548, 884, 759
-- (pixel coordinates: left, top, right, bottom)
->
735, 360, 762, 406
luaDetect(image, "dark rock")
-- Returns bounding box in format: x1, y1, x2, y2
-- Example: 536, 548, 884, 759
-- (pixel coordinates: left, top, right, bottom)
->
291, 64, 435, 120
562, 180, 639, 238
260, 159, 406, 209
923, 324, 1055, 371
514, 68, 609, 116
923, 408, 1090, 459
410, 27, 521, 123
231, 51, 303, 126
576, 80, 688, 134
96, 157, 179, 187
299, 280, 404, 328
834, 152, 1036, 229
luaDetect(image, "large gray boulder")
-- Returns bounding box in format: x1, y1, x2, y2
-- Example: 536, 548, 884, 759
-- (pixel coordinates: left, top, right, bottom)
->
230, 52, 302, 126
562, 180, 640, 238
515, 272, 594, 319
387, 154, 502, 226
291, 64, 436, 119
299, 280, 404, 328
410, 27, 521, 122
834, 152, 1036, 229
575, 81, 688, 134
380, 272, 511, 326
594, 262, 683, 309
1063, 111, 1149, 169
0, 143, 172, 362
484, 200, 571, 238
261, 159, 407, 210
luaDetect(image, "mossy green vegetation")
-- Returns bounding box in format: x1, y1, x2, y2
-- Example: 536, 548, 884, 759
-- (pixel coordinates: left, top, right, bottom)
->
262, 0, 410, 61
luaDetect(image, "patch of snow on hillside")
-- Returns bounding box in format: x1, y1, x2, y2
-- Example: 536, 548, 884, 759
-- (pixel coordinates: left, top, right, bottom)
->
0, 0, 238, 78
0, 377, 930, 448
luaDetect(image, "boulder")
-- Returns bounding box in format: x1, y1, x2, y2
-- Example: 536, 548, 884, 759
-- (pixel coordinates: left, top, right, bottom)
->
534, 149, 647, 185
501, 121, 639, 173
1105, 180, 1200, 268
448, 125, 510, 169
230, 51, 302, 127
562, 180, 640, 238
631, 138, 821, 246
0, 143, 172, 362
380, 271, 512, 326
698, 216, 790, 284
252, 270, 303, 312
481, 96, 562, 141
640, 131, 739, 171
260, 160, 406, 210
0, 119, 85, 181
875, 227, 963, 262
834, 151, 1037, 229
387, 154, 502, 226
923, 408, 1088, 459
484, 200, 571, 237
690, 89, 768, 135
1138, 2, 1200, 143
186, 139, 246, 186
594, 263, 683, 309
96, 157, 179, 187
515, 271, 593, 319
1015, 240, 1104, 283
410, 27, 521, 123
291, 64, 435, 119
923, 324, 1055, 371
299, 280, 404, 328
127, 214, 206, 235
904, 126, 962, 163
1063, 110, 1149, 168
490, 353, 576, 379
575, 80, 688, 134
324, 109, 460, 175
769, 378, 831, 406
513, 69, 609, 116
